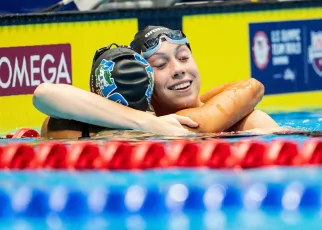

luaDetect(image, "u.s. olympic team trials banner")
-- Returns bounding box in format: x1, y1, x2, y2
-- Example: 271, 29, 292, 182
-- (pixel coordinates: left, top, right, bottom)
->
249, 19, 322, 95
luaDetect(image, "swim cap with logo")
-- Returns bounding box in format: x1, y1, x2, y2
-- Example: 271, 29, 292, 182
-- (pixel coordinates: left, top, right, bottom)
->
90, 43, 154, 112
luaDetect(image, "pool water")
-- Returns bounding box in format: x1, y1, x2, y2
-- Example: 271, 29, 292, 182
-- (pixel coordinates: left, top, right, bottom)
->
0, 168, 321, 230
1, 111, 322, 145
0, 111, 321, 229
270, 111, 322, 132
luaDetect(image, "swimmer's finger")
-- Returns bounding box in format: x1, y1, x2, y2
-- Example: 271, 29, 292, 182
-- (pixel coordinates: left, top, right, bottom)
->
174, 115, 199, 128
172, 127, 191, 136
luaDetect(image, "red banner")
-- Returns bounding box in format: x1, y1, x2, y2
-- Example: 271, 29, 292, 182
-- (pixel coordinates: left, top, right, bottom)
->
0, 44, 72, 96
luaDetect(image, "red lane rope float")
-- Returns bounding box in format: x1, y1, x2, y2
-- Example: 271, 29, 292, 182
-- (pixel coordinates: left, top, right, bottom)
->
36, 142, 68, 169
0, 139, 321, 170
98, 141, 133, 170
67, 142, 101, 170
266, 140, 302, 166
132, 142, 169, 169
6, 128, 40, 139
167, 140, 200, 167
0, 144, 35, 169
234, 141, 267, 168
301, 139, 322, 165
0, 146, 3, 166
199, 140, 237, 168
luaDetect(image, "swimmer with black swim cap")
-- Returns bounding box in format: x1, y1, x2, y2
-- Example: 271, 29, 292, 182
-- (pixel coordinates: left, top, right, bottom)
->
90, 44, 154, 112
35, 42, 199, 139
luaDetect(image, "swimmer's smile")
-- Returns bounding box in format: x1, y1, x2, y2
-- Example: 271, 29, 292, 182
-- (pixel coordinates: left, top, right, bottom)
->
168, 80, 193, 92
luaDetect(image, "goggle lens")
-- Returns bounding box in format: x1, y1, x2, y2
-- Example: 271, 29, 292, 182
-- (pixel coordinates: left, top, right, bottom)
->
144, 30, 185, 50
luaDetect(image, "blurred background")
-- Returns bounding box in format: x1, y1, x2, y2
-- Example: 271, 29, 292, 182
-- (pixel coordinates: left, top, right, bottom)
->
0, 0, 321, 133
0, 0, 292, 14
0, 2, 322, 230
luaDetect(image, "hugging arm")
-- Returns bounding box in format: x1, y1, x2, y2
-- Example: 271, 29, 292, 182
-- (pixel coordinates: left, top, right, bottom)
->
33, 83, 197, 137
176, 78, 270, 133
200, 82, 236, 103
198, 79, 278, 131
33, 83, 152, 130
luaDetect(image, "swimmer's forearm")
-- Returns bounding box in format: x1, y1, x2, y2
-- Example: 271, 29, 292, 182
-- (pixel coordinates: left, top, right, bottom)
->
177, 78, 264, 133
206, 78, 264, 132
33, 83, 152, 130
200, 82, 236, 103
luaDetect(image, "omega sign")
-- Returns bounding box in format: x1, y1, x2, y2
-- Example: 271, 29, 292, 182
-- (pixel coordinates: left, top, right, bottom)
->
0, 44, 72, 96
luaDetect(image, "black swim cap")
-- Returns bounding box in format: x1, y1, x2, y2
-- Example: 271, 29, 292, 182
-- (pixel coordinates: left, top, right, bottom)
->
90, 44, 154, 111
130, 25, 191, 54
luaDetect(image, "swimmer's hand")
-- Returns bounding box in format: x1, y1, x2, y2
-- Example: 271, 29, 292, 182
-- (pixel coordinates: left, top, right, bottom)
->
141, 114, 198, 136
159, 114, 200, 128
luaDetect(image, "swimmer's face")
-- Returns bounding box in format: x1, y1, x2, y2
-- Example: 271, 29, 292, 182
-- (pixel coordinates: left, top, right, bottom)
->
147, 42, 201, 112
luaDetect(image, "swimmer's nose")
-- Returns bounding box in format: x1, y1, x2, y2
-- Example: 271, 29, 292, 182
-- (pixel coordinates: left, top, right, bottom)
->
173, 71, 185, 79
172, 60, 185, 79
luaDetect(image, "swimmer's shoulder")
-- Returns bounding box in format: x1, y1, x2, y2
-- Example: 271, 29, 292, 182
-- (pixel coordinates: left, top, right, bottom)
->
41, 110, 151, 139
42, 116, 108, 139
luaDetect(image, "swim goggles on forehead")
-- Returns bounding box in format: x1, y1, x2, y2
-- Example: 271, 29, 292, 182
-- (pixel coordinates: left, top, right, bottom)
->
141, 30, 189, 59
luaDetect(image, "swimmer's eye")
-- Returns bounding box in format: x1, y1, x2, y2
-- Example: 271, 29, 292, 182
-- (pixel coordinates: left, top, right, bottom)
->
179, 56, 189, 62
155, 63, 166, 70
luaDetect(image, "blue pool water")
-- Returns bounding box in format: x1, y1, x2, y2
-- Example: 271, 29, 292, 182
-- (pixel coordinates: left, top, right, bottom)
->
0, 111, 321, 229
0, 168, 321, 229
270, 111, 322, 133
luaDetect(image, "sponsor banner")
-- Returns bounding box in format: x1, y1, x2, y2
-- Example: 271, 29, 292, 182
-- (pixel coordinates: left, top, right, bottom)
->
184, 7, 322, 95
249, 19, 322, 94
0, 44, 72, 96
0, 19, 137, 134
